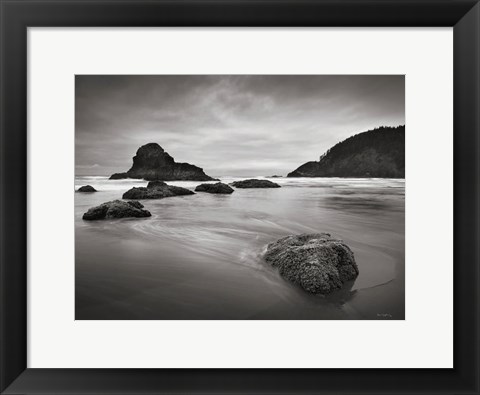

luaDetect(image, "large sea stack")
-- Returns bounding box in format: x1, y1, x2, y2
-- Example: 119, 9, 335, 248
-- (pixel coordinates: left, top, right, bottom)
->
288, 126, 405, 178
110, 143, 215, 181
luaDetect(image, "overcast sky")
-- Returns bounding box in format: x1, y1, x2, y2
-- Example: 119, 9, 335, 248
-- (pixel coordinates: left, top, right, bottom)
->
75, 75, 404, 177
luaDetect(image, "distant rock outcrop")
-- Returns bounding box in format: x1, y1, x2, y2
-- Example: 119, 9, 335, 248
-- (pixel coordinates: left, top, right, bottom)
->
77, 185, 97, 192
288, 126, 405, 178
230, 179, 281, 188
264, 233, 359, 294
195, 182, 234, 194
82, 200, 151, 220
110, 143, 215, 181
122, 180, 194, 199
109, 172, 128, 180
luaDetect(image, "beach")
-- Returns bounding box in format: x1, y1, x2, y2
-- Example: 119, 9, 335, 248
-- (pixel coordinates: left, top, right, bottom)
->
75, 176, 405, 320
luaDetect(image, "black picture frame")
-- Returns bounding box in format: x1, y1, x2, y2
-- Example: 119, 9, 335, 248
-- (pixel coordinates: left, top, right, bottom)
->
1, 1, 479, 394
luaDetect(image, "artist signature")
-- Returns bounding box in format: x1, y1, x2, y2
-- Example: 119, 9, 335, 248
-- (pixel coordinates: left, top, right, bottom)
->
377, 313, 393, 318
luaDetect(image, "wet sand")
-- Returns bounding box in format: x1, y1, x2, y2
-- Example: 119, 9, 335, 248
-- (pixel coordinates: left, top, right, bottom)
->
75, 177, 405, 320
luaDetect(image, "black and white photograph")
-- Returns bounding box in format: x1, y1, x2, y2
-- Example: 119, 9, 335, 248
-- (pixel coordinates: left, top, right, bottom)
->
75, 75, 405, 320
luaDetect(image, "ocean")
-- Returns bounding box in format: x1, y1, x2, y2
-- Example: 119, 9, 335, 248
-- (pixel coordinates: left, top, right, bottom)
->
75, 176, 405, 320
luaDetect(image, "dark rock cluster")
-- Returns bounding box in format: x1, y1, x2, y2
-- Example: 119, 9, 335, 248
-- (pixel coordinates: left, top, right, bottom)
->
195, 182, 234, 194
82, 200, 151, 221
122, 180, 194, 199
264, 233, 359, 294
230, 179, 281, 188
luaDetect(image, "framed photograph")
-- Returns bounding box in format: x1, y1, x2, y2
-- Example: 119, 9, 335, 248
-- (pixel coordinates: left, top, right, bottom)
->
74, 74, 405, 321
1, 0, 478, 394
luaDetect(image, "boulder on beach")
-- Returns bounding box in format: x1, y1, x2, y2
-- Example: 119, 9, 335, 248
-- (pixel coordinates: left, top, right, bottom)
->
82, 200, 151, 220
195, 182, 234, 194
109, 143, 215, 181
122, 180, 194, 199
77, 185, 97, 192
230, 179, 281, 188
264, 233, 359, 295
